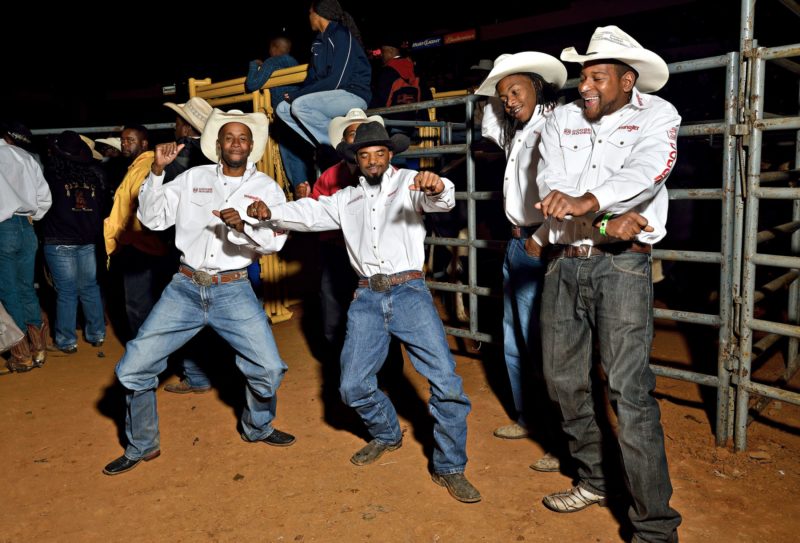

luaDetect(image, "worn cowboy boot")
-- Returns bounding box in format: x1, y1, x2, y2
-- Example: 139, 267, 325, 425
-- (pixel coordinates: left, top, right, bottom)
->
27, 323, 48, 367
8, 336, 35, 373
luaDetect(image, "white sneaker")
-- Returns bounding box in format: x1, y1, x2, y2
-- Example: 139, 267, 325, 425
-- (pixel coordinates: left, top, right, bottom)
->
493, 422, 528, 439
542, 484, 607, 513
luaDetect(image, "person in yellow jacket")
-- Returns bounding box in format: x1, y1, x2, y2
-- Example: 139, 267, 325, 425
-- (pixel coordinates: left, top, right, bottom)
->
103, 124, 170, 339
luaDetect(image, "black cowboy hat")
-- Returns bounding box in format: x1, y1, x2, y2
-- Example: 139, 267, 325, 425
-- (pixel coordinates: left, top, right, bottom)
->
50, 130, 92, 163
336, 121, 410, 162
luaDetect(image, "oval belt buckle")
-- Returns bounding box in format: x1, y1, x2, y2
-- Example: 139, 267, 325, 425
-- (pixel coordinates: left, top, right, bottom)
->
193, 270, 213, 287
369, 274, 391, 292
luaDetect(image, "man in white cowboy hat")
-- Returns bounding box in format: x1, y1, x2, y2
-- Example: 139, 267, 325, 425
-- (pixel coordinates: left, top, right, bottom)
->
246, 121, 481, 503
475, 51, 568, 474
103, 109, 295, 476
162, 97, 214, 183
531, 26, 682, 541
294, 108, 383, 351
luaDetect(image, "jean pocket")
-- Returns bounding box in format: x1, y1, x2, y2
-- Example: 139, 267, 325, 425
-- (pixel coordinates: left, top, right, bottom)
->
610, 253, 650, 278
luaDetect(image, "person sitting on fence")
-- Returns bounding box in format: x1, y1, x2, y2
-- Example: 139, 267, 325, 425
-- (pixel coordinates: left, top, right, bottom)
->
275, 0, 371, 154
246, 120, 481, 504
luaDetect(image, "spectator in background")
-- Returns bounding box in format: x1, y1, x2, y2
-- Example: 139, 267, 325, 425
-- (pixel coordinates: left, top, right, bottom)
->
369, 36, 420, 118
245, 36, 312, 190
0, 121, 51, 372
276, 0, 371, 151
42, 131, 107, 354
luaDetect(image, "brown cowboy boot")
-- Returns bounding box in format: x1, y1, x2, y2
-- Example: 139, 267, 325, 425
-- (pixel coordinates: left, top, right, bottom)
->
8, 336, 35, 373
27, 322, 48, 367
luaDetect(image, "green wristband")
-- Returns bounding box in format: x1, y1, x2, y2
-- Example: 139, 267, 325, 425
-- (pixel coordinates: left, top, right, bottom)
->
598, 213, 613, 236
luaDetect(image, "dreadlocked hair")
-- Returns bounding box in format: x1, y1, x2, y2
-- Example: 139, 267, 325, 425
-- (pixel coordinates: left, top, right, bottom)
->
499, 73, 559, 154
312, 0, 364, 47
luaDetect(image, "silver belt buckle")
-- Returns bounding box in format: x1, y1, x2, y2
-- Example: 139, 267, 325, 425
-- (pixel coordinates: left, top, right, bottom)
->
369, 274, 391, 292
193, 270, 214, 287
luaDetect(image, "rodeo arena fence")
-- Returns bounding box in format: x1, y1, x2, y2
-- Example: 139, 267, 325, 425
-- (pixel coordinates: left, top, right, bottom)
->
31, 0, 799, 452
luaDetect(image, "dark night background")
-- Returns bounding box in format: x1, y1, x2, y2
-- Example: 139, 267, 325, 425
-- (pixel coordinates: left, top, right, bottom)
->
2, 0, 797, 131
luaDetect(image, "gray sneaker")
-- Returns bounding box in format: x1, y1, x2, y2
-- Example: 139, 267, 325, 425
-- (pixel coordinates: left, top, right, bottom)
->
432, 472, 482, 503
530, 452, 560, 473
350, 439, 402, 466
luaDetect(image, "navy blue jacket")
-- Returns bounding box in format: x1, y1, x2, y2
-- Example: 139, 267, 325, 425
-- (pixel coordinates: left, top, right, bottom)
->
288, 22, 371, 103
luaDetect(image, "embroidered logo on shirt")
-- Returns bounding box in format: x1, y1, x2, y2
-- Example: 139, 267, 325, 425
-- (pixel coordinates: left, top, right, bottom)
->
348, 195, 364, 206
654, 139, 678, 184
193, 187, 213, 193
244, 194, 261, 201
563, 128, 592, 136
617, 125, 640, 132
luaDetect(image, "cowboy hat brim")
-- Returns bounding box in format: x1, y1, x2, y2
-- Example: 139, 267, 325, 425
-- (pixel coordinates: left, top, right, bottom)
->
337, 133, 411, 163
328, 112, 384, 149
475, 52, 567, 97
164, 97, 213, 133
200, 109, 269, 164
560, 46, 669, 93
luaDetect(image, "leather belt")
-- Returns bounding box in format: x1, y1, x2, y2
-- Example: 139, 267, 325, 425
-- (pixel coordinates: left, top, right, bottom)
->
179, 265, 248, 287
510, 224, 540, 239
547, 242, 651, 259
358, 270, 424, 292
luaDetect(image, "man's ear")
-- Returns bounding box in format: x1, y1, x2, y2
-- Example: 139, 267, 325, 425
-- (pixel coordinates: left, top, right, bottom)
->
621, 70, 636, 93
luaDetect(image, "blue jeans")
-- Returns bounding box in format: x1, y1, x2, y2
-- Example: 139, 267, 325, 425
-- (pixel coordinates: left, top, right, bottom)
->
276, 90, 367, 147
541, 253, 681, 542
115, 272, 288, 460
43, 244, 105, 349
274, 118, 312, 188
339, 279, 471, 474
502, 237, 545, 428
0, 216, 42, 330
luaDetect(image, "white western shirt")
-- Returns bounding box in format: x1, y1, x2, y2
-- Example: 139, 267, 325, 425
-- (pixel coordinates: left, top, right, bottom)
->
535, 87, 681, 246
265, 167, 455, 278
0, 140, 52, 223
482, 99, 550, 228
138, 163, 288, 272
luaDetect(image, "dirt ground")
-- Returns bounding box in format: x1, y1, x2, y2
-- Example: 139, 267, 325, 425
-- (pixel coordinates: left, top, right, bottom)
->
1, 305, 799, 543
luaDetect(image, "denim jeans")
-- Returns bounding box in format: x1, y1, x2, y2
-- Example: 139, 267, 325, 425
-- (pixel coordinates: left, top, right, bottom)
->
115, 272, 287, 459
274, 117, 312, 188
43, 244, 105, 349
276, 90, 367, 147
502, 237, 545, 428
339, 279, 471, 474
0, 216, 42, 330
541, 253, 681, 542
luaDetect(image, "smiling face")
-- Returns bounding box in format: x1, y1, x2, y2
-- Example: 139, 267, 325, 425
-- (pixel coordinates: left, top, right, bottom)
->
356, 145, 392, 185
578, 61, 636, 122
217, 122, 253, 172
496, 74, 538, 124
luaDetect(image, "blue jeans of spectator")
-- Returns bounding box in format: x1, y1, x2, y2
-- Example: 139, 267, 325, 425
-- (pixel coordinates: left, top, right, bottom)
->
115, 272, 287, 460
502, 237, 545, 428
43, 244, 105, 349
541, 253, 681, 542
0, 216, 42, 330
339, 278, 471, 474
274, 118, 312, 188
276, 90, 367, 147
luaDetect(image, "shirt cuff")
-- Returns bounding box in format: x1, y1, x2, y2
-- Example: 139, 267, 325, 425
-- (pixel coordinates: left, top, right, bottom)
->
588, 185, 615, 212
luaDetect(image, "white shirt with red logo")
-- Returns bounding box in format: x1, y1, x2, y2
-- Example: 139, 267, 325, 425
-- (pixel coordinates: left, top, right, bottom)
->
138, 163, 287, 272
264, 167, 454, 278
481, 99, 551, 228
535, 87, 680, 245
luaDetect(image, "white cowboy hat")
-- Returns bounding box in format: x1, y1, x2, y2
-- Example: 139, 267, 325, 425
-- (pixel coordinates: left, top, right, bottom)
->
560, 25, 669, 93
475, 51, 567, 97
95, 137, 121, 152
200, 109, 269, 164
163, 96, 213, 133
327, 108, 384, 149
